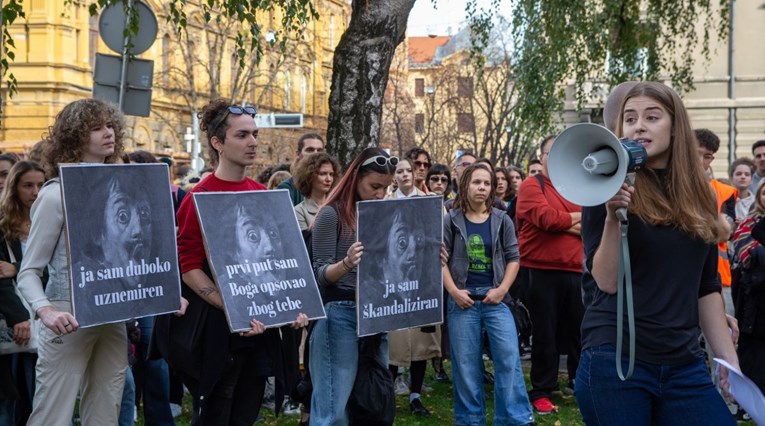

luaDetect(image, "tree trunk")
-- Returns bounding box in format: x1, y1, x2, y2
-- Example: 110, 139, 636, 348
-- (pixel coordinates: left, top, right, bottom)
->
326, 0, 415, 167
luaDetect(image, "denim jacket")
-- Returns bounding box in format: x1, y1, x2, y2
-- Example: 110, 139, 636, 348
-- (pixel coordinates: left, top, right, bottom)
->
443, 207, 520, 303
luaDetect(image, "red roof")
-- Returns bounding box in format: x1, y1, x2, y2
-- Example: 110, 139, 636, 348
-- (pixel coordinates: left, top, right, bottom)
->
408, 36, 451, 65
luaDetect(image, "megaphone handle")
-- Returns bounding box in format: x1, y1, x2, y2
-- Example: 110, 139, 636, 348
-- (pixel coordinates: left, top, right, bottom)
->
615, 173, 636, 223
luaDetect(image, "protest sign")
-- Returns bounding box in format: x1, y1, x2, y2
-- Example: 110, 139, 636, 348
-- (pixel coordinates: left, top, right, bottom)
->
356, 196, 443, 336
61, 164, 182, 327
193, 190, 325, 331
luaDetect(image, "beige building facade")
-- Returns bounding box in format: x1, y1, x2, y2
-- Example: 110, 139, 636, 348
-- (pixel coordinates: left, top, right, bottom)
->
0, 0, 350, 176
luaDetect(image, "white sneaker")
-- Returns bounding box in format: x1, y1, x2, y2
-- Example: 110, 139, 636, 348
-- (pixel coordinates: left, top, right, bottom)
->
394, 375, 409, 395
283, 400, 301, 416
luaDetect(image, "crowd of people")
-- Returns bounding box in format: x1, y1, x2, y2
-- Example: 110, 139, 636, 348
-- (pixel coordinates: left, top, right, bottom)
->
0, 80, 761, 426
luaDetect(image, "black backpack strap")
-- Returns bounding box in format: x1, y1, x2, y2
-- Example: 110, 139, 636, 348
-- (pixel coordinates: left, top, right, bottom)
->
534, 173, 545, 194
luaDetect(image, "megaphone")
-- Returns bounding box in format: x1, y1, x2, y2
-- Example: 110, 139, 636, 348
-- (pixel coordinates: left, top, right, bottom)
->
549, 123, 646, 381
548, 123, 647, 216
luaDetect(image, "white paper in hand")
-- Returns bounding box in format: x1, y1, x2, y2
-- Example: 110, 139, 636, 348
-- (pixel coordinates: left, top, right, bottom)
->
715, 358, 765, 425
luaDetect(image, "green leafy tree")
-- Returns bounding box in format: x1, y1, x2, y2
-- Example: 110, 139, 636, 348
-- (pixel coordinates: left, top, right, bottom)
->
1, 0, 729, 166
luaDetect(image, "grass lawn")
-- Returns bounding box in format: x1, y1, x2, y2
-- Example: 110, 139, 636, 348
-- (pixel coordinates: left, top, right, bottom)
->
138, 360, 754, 425
140, 361, 584, 425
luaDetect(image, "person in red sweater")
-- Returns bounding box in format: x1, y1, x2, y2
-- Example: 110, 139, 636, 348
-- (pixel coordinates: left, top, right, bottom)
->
516, 135, 584, 415
174, 99, 307, 425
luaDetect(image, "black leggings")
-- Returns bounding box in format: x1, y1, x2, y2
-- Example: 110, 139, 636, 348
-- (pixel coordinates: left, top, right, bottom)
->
388, 360, 427, 394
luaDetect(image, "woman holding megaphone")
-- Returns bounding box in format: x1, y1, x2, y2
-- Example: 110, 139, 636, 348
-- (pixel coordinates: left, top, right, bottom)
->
575, 82, 739, 424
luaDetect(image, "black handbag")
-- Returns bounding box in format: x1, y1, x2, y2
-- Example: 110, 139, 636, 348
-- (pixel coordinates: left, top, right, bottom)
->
348, 334, 395, 426
506, 296, 532, 340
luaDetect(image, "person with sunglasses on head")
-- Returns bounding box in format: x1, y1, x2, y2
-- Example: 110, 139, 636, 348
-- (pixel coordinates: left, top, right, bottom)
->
309, 148, 397, 425
172, 99, 308, 425
405, 147, 432, 194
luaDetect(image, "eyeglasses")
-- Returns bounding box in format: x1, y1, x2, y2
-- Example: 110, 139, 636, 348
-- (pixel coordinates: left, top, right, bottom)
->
456, 161, 473, 168
209, 105, 258, 138
361, 155, 399, 168
414, 160, 431, 169
429, 176, 449, 183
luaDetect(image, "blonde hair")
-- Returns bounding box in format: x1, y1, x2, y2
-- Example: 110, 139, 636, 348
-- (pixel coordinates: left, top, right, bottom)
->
751, 179, 765, 217
616, 82, 721, 243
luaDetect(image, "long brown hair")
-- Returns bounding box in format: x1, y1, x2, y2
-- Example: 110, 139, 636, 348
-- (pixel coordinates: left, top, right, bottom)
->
616, 82, 721, 242
504, 165, 525, 201
0, 161, 45, 241
42, 98, 125, 178
454, 163, 496, 214
323, 147, 396, 230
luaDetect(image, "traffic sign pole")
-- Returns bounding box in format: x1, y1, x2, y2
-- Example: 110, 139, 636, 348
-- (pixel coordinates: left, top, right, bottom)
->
117, 0, 133, 111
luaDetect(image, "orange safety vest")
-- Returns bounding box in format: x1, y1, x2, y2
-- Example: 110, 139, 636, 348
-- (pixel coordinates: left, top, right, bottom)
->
710, 179, 737, 287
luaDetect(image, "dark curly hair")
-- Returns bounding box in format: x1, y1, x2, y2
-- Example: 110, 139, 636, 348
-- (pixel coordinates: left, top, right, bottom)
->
293, 152, 341, 197
198, 98, 233, 165
128, 150, 158, 164
405, 146, 430, 164
42, 98, 126, 177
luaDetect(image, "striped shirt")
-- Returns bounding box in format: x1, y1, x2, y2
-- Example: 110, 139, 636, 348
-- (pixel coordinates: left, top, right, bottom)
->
312, 204, 357, 302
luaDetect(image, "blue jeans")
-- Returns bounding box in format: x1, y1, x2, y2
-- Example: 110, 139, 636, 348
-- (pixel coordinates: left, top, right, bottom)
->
136, 316, 174, 425
119, 367, 136, 426
447, 290, 534, 426
575, 345, 736, 425
309, 301, 388, 426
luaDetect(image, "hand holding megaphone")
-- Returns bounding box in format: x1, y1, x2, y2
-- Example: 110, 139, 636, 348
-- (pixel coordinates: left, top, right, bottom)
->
548, 123, 647, 222
607, 183, 635, 223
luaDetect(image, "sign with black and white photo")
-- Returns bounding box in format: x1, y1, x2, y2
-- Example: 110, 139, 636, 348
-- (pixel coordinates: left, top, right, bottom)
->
193, 190, 326, 331
61, 164, 182, 327
356, 197, 444, 336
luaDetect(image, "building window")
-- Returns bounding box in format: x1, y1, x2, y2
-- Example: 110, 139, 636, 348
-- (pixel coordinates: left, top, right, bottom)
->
415, 78, 424, 97
89, 15, 99, 68
457, 113, 474, 133
162, 35, 171, 86
284, 71, 292, 111
329, 15, 335, 47
300, 74, 308, 113
457, 77, 473, 97
415, 113, 425, 133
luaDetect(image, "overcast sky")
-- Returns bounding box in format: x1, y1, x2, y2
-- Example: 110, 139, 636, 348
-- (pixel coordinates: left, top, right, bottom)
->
406, 0, 512, 37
